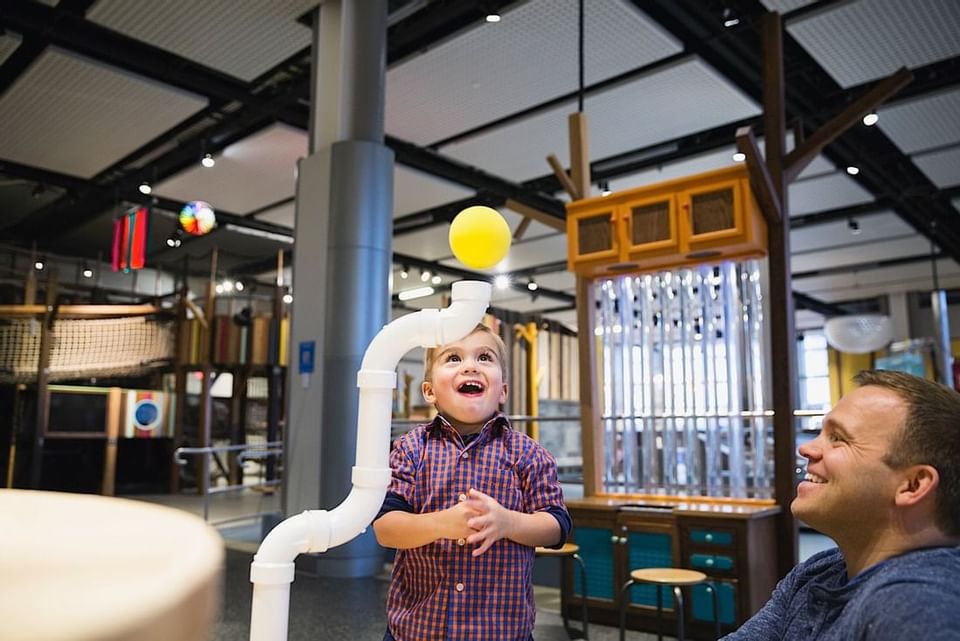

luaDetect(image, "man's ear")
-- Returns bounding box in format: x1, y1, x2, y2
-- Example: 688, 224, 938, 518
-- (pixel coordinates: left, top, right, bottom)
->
895, 464, 939, 508
422, 381, 436, 405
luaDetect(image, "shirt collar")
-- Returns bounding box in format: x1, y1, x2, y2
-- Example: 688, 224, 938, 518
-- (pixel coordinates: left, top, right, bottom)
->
428, 411, 509, 444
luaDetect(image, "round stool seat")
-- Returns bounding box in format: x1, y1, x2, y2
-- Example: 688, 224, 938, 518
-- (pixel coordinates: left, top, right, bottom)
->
536, 542, 580, 557
0, 489, 223, 641
629, 568, 708, 586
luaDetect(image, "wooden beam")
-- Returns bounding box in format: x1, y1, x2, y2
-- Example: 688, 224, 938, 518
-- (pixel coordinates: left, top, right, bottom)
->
504, 198, 565, 232
0, 304, 160, 317
568, 112, 591, 199
30, 269, 58, 489
546, 153, 581, 200
784, 67, 913, 182
513, 216, 533, 240
736, 126, 783, 226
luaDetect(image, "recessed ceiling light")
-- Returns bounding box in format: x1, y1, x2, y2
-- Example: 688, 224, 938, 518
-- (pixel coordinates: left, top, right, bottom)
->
862, 113, 879, 126
201, 153, 215, 168
846, 166, 860, 176
485, 13, 501, 23
494, 275, 510, 290
138, 182, 152, 195
732, 152, 746, 162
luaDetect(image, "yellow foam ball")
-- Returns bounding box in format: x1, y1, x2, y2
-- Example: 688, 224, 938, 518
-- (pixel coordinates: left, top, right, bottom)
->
449, 205, 512, 269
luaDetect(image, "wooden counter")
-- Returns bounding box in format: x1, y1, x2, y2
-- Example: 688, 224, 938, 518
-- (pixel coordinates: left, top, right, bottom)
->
564, 497, 780, 639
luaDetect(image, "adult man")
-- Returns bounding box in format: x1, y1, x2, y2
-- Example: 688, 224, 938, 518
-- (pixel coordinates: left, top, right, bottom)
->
724, 369, 960, 640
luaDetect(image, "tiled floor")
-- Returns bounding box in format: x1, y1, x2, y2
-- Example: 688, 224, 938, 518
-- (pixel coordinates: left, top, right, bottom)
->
133, 489, 835, 641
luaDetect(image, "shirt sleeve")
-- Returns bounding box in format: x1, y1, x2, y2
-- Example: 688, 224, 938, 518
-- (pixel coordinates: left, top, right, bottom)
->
386, 432, 419, 503
858, 582, 960, 640
518, 441, 570, 549
374, 491, 415, 521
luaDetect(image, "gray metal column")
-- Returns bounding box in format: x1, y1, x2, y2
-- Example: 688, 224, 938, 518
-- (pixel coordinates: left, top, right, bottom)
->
284, 0, 393, 578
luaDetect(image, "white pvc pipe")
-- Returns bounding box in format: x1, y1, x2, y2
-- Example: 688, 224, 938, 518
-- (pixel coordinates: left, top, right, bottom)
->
249, 280, 491, 641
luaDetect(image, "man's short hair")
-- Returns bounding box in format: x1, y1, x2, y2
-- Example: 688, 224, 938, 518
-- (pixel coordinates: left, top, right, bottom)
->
854, 369, 960, 535
423, 323, 507, 383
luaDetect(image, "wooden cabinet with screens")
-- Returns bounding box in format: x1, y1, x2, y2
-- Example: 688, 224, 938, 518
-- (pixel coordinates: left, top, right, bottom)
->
569, 207, 619, 270
566, 166, 766, 278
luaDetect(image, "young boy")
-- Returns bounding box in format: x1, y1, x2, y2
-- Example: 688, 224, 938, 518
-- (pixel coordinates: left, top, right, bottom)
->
373, 323, 571, 641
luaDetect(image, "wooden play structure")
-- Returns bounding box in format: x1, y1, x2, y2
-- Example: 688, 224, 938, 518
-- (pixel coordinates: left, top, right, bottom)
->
543, 12, 913, 639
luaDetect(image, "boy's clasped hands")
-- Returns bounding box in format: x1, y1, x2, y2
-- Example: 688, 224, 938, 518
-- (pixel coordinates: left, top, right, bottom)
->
439, 488, 514, 557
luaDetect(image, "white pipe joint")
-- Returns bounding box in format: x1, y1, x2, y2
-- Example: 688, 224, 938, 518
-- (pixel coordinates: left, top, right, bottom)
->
249, 279, 492, 641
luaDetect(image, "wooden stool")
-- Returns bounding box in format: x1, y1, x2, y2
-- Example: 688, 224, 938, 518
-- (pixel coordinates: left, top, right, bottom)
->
536, 542, 589, 639
618, 568, 720, 641
0, 489, 223, 641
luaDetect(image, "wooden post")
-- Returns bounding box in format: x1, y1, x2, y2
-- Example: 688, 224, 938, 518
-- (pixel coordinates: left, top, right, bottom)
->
101, 387, 122, 496
575, 276, 603, 496
29, 269, 58, 489
170, 283, 188, 493
514, 322, 539, 441
762, 11, 800, 576
197, 249, 218, 495
568, 113, 591, 199
266, 250, 285, 483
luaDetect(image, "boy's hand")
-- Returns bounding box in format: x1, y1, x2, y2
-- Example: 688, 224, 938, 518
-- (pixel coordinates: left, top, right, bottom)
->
464, 488, 517, 556
436, 500, 480, 540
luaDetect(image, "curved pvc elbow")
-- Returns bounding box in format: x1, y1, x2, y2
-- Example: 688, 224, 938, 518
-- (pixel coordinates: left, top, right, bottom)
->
361, 280, 492, 371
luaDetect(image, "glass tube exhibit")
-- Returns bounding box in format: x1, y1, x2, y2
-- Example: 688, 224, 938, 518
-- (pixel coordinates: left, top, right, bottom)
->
594, 259, 772, 499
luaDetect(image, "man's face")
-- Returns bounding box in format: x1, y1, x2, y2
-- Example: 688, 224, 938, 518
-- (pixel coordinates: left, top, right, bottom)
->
422, 330, 507, 433
791, 385, 907, 537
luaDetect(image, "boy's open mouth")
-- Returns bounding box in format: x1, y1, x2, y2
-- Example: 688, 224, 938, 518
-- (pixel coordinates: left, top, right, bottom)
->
457, 380, 485, 395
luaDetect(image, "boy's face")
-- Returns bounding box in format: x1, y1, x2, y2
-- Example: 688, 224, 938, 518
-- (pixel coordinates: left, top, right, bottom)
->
422, 330, 507, 434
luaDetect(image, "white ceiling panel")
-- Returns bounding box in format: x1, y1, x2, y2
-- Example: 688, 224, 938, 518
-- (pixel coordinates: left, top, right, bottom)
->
385, 0, 681, 146
795, 258, 960, 302
608, 138, 833, 194
87, 0, 318, 82
393, 225, 458, 262
790, 211, 912, 253
533, 271, 577, 292
788, 171, 874, 216
0, 32, 21, 66
394, 166, 474, 218
878, 87, 960, 153
787, 0, 960, 88
791, 235, 935, 274
0, 49, 207, 178
500, 206, 561, 241
155, 123, 306, 214
440, 58, 759, 182
761, 0, 817, 12
795, 308, 827, 331
912, 146, 960, 188
253, 201, 296, 228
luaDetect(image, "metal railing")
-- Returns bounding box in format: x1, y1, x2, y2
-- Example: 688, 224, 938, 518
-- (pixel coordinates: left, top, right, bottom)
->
173, 441, 283, 522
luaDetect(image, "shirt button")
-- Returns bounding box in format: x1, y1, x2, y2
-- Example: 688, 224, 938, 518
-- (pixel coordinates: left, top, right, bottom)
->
457, 538, 466, 546
462, 452, 469, 459
458, 493, 467, 502
455, 583, 464, 592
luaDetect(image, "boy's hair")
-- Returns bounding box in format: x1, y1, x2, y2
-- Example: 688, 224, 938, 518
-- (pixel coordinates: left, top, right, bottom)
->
854, 369, 960, 536
423, 323, 507, 383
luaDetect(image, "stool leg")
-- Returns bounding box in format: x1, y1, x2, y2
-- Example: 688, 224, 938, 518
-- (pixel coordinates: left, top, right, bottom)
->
560, 557, 570, 634
673, 586, 685, 641
656, 584, 663, 641
618, 580, 634, 641
708, 582, 721, 640
573, 553, 589, 639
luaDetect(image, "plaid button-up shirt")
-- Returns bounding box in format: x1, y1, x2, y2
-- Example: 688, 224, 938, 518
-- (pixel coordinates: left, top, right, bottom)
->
378, 413, 569, 641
